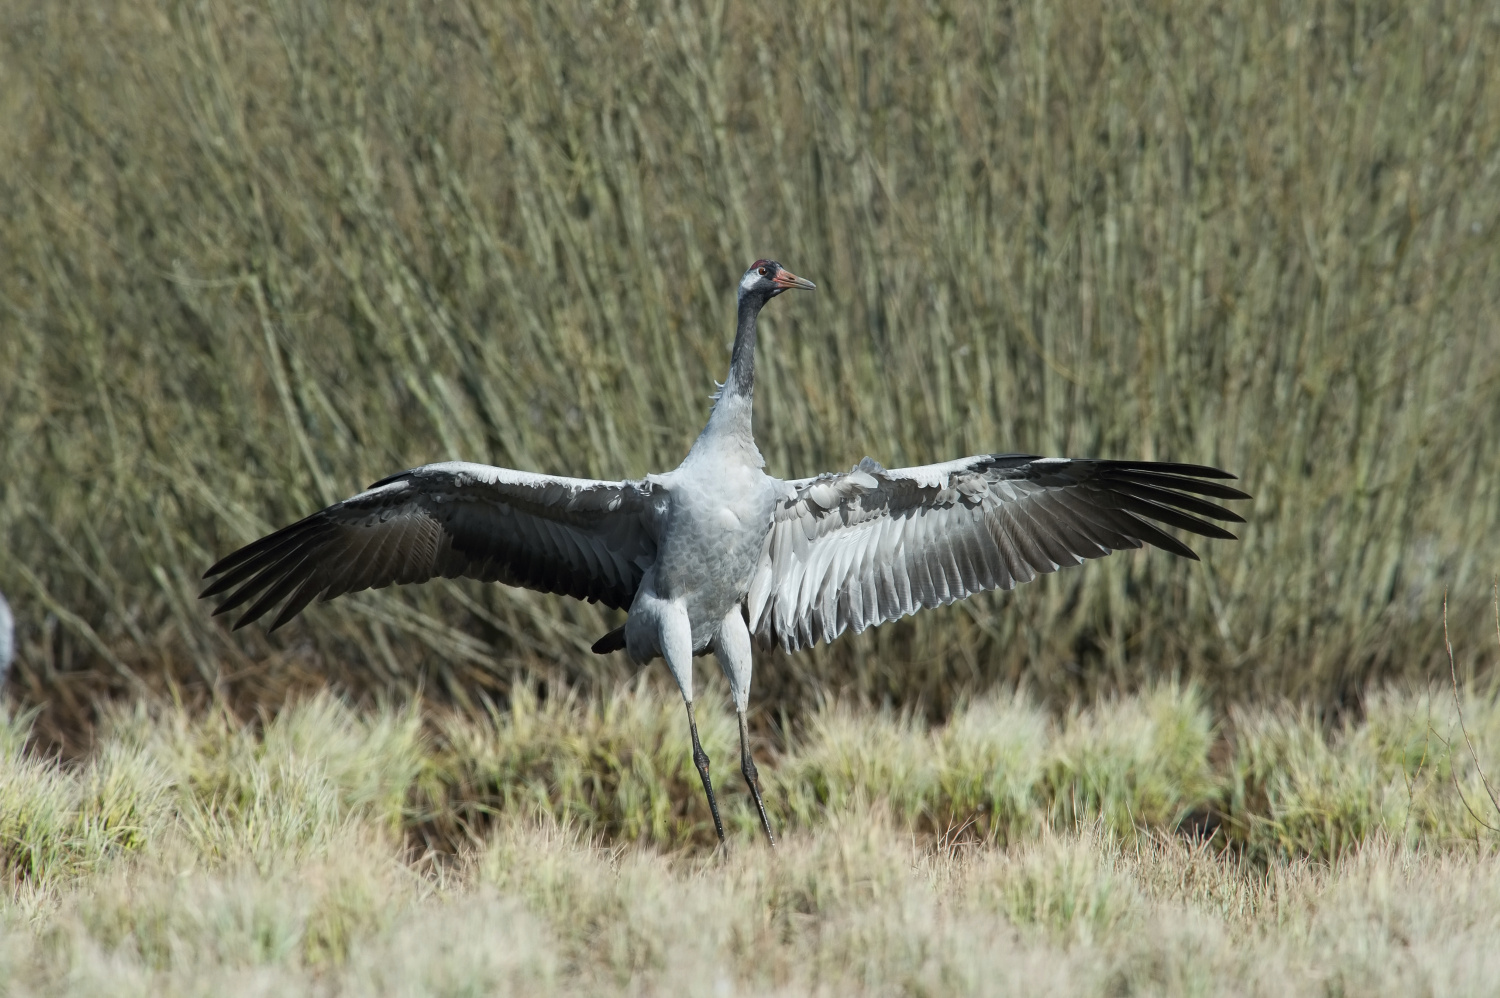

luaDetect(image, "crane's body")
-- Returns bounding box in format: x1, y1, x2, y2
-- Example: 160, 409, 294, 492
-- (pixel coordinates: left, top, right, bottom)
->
636, 398, 777, 656
202, 259, 1249, 846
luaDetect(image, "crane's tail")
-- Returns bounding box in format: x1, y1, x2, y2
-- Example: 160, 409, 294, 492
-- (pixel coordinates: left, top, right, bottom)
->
591, 626, 626, 655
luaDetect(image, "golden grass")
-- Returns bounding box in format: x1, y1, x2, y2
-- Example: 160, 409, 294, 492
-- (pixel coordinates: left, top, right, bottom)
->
6, 679, 1500, 886
1, 0, 1499, 733
4, 682, 1500, 994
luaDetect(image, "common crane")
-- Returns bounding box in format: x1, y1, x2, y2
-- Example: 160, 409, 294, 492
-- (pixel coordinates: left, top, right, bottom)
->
202, 260, 1248, 846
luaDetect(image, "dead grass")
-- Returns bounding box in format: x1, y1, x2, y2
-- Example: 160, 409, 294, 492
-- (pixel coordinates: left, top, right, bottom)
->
3, 683, 1500, 995
5, 679, 1500, 883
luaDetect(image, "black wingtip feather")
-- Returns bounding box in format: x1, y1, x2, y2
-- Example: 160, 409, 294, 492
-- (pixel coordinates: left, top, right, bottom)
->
1109, 461, 1239, 480
201, 517, 310, 579
200, 517, 327, 592
1106, 469, 1252, 504
233, 552, 318, 628
202, 538, 316, 619
269, 575, 328, 632
1114, 509, 1203, 560
1108, 481, 1246, 529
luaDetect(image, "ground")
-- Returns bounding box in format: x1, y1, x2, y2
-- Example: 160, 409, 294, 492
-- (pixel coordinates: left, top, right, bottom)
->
4, 680, 1499, 996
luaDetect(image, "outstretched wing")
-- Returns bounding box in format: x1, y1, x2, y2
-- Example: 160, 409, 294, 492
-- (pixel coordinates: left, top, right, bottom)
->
201, 461, 662, 630
748, 454, 1249, 652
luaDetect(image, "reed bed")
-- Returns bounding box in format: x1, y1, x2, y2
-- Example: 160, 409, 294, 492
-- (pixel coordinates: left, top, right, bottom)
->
2, 0, 1498, 733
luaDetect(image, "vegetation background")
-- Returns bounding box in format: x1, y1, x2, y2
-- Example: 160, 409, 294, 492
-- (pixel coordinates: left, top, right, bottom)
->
3, 0, 1499, 737
3, 0, 1500, 992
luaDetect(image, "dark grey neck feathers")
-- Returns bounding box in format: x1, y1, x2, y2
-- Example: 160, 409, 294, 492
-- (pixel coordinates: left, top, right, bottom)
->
696, 288, 773, 456
724, 289, 771, 401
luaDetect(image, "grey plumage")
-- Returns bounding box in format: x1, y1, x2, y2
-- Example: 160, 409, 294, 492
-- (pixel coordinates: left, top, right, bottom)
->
750, 455, 1245, 652
202, 259, 1249, 845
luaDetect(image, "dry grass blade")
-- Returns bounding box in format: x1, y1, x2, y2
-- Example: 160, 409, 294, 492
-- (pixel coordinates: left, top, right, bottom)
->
1445, 588, 1500, 830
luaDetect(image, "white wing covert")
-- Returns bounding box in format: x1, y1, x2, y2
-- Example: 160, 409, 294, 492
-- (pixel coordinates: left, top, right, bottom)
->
201, 462, 661, 630
748, 455, 1248, 652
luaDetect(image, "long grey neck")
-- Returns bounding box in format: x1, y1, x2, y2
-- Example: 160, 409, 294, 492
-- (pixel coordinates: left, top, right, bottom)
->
724, 293, 762, 401
695, 293, 766, 457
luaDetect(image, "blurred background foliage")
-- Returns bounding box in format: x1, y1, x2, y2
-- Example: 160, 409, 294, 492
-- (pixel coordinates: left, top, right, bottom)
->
1, 0, 1498, 743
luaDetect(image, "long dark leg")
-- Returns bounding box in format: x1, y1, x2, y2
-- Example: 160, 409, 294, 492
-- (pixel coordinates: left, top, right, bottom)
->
739, 709, 775, 846
685, 700, 726, 845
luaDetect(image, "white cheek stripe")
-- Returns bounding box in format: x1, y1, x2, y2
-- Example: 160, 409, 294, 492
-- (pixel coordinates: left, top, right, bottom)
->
740, 270, 759, 292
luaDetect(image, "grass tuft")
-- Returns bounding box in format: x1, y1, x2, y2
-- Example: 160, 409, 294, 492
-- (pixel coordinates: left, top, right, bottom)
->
1048, 683, 1219, 835
1229, 683, 1500, 861
2, 683, 1500, 993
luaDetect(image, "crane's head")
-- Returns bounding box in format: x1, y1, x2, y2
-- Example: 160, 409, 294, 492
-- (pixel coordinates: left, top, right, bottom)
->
738, 259, 816, 303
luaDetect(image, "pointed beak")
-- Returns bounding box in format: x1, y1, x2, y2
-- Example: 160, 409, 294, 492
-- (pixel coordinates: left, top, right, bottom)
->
772, 269, 816, 291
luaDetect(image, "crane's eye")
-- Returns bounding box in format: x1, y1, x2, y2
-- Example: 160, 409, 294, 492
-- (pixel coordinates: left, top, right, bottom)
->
758, 267, 767, 276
